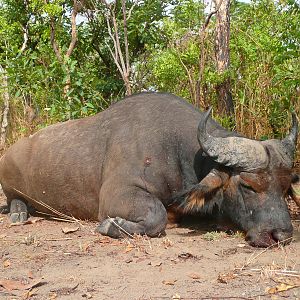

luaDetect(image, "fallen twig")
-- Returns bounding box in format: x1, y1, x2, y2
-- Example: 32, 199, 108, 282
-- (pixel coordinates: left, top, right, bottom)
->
11, 187, 80, 224
44, 238, 73, 241
239, 237, 293, 270
249, 268, 300, 275
36, 211, 78, 223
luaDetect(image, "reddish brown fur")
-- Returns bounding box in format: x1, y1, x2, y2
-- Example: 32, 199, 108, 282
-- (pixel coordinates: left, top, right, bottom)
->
183, 172, 227, 212
185, 192, 205, 212
167, 204, 184, 225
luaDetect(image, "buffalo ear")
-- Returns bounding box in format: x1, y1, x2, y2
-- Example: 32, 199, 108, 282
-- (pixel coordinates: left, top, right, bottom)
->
291, 174, 300, 208
184, 170, 229, 212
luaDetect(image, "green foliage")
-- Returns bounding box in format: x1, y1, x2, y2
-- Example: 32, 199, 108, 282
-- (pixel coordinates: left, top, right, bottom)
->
230, 0, 300, 138
0, 0, 299, 163
144, 0, 300, 141
202, 231, 227, 241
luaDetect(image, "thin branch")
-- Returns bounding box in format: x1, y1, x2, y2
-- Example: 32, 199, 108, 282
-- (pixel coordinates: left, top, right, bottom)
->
19, 24, 29, 54
18, 0, 29, 55
49, 15, 62, 62
105, 41, 124, 77
111, 8, 127, 76
66, 0, 78, 58
105, 12, 119, 64
91, 0, 132, 94
46, 0, 78, 62
122, 0, 130, 74
127, 0, 138, 21
178, 54, 196, 103
200, 0, 224, 33
107, 215, 134, 238
196, 0, 225, 108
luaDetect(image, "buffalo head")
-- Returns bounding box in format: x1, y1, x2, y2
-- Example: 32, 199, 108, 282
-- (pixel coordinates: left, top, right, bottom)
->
186, 109, 298, 247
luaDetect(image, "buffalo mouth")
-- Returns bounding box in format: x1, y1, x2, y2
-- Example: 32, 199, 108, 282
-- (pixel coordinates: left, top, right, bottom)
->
245, 229, 293, 248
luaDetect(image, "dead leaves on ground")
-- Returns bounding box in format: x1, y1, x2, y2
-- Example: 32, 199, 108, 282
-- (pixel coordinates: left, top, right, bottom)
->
61, 225, 79, 234
188, 272, 201, 280
125, 243, 135, 253
9, 217, 44, 227
0, 278, 43, 292
178, 252, 201, 261
162, 279, 177, 286
3, 259, 10, 268
217, 272, 238, 284
266, 277, 300, 295
266, 282, 296, 294
149, 260, 162, 267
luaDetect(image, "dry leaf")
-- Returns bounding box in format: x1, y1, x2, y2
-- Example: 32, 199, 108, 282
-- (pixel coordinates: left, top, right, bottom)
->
0, 278, 43, 291
217, 272, 237, 284
125, 244, 135, 253
150, 261, 162, 267
162, 279, 177, 286
49, 292, 58, 299
0, 279, 25, 291
28, 271, 34, 279
24, 217, 44, 225
23, 288, 38, 299
162, 238, 173, 248
3, 260, 10, 268
266, 283, 295, 294
82, 292, 93, 299
95, 237, 113, 244
178, 252, 196, 260
9, 218, 44, 227
275, 277, 300, 287
61, 226, 79, 234
188, 272, 201, 280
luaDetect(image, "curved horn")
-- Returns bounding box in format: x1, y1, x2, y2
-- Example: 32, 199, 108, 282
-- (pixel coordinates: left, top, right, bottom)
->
282, 112, 298, 160
197, 108, 269, 171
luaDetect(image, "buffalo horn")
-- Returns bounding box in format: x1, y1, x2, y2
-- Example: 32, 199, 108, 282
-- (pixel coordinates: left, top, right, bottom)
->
197, 108, 269, 171
282, 112, 298, 161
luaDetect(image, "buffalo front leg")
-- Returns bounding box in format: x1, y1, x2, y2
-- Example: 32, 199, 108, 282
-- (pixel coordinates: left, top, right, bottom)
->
9, 199, 28, 223
96, 186, 167, 238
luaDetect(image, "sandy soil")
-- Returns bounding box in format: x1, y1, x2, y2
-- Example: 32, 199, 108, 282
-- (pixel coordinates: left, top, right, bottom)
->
1, 192, 300, 300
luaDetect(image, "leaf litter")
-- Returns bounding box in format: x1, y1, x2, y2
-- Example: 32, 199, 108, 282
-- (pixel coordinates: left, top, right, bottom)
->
0, 278, 45, 291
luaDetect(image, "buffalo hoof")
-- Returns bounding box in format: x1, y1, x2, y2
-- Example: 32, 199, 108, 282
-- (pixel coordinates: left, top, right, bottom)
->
96, 217, 128, 238
9, 199, 28, 223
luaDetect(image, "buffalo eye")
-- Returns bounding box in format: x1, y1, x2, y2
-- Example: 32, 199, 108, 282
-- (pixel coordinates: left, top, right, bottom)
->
291, 173, 299, 184
240, 180, 257, 194
239, 172, 269, 193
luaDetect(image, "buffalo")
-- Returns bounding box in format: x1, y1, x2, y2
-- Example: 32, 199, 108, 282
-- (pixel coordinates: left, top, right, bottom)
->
0, 93, 298, 247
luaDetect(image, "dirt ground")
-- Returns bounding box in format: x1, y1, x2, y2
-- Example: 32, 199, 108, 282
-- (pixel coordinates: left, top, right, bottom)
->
1, 192, 300, 300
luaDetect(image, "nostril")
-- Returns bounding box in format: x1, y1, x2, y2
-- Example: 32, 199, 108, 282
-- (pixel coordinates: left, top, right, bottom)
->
271, 229, 293, 243
245, 231, 255, 243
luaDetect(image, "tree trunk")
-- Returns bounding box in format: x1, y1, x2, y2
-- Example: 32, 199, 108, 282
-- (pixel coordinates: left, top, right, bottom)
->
214, 0, 234, 117
0, 66, 10, 150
